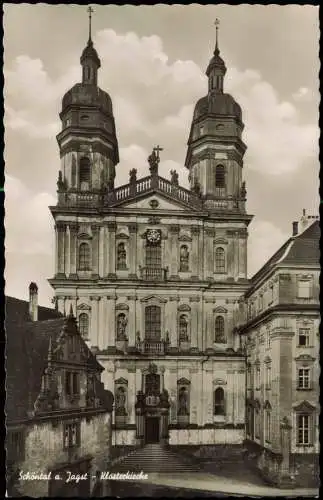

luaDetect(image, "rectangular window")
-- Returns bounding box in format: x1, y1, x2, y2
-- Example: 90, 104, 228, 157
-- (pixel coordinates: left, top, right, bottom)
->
297, 280, 311, 299
65, 372, 80, 396
266, 365, 271, 389
298, 368, 311, 389
145, 243, 161, 268
63, 422, 81, 450
265, 411, 271, 442
255, 366, 261, 390
297, 414, 311, 445
7, 430, 25, 461
298, 328, 310, 347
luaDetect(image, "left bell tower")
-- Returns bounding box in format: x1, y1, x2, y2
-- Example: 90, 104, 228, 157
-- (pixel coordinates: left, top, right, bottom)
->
56, 7, 119, 195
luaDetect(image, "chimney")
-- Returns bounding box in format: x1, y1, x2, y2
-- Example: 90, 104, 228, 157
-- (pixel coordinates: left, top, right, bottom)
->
292, 221, 298, 236
29, 282, 38, 321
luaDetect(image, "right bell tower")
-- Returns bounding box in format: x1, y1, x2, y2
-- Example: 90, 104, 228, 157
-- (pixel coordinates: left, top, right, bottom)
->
185, 19, 247, 213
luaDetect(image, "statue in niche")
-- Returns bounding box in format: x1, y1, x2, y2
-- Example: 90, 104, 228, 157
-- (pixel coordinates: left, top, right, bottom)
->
117, 313, 128, 340
115, 387, 127, 415
192, 179, 201, 196
148, 149, 159, 176
57, 171, 66, 192
170, 170, 179, 186
178, 386, 189, 415
179, 315, 189, 342
165, 331, 170, 344
179, 245, 189, 272
129, 168, 137, 184
240, 181, 247, 199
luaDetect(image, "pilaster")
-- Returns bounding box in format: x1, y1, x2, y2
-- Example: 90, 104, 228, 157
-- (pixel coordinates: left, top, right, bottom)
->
191, 226, 200, 279
107, 222, 116, 278
56, 222, 66, 277
69, 223, 78, 277
127, 295, 136, 346
169, 225, 179, 278
128, 224, 137, 278
106, 295, 116, 347
91, 224, 100, 279
90, 296, 101, 348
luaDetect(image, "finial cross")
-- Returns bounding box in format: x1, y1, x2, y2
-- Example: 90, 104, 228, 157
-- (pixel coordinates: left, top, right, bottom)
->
153, 145, 164, 160
214, 18, 220, 49
87, 6, 94, 41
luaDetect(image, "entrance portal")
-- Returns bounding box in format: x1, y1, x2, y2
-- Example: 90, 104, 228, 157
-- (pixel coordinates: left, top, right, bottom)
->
145, 417, 160, 444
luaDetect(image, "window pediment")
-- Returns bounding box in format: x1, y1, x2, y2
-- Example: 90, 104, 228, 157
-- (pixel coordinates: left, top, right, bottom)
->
116, 233, 129, 240
141, 295, 167, 304
77, 303, 91, 311
178, 304, 191, 312
178, 234, 192, 242
295, 354, 315, 363
214, 238, 228, 245
116, 303, 129, 311
115, 377, 128, 385
264, 356, 272, 364
177, 377, 190, 386
294, 400, 315, 413
213, 306, 227, 314
78, 233, 92, 240
213, 378, 227, 386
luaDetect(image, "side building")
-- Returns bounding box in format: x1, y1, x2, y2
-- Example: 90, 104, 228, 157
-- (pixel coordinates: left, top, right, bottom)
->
236, 213, 320, 488
6, 283, 114, 498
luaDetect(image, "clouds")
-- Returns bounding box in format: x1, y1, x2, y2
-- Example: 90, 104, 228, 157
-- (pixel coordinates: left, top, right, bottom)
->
3, 10, 319, 305
247, 219, 290, 277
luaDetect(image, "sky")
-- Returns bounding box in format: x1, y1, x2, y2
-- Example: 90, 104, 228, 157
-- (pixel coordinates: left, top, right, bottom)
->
4, 4, 319, 307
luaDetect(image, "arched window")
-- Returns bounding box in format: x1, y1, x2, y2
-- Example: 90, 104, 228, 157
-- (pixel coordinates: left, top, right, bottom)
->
214, 316, 225, 343
78, 313, 89, 338
215, 164, 225, 188
79, 157, 91, 184
179, 315, 189, 342
178, 386, 189, 416
78, 243, 91, 271
117, 243, 127, 270
214, 387, 225, 415
145, 305, 161, 341
116, 313, 127, 340
179, 245, 189, 272
215, 247, 225, 273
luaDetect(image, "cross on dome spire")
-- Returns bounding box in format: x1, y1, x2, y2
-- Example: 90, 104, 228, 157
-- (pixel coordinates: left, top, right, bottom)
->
87, 5, 94, 43
214, 18, 220, 52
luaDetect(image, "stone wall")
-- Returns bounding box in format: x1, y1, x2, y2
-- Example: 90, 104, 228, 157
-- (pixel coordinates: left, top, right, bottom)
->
15, 412, 111, 497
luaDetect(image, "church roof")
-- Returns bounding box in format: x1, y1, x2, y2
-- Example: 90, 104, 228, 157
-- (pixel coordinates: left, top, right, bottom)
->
193, 94, 242, 122
5, 298, 106, 424
62, 83, 113, 115
251, 220, 320, 284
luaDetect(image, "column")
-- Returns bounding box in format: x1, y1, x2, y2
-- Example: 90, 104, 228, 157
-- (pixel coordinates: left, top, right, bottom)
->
196, 369, 203, 426
106, 296, 116, 348
127, 295, 136, 346
191, 226, 200, 279
104, 224, 109, 277
238, 230, 247, 279
56, 222, 66, 277
205, 229, 214, 279
189, 368, 198, 425
280, 418, 292, 479
128, 369, 136, 424
91, 225, 100, 278
135, 298, 143, 340
233, 231, 239, 280
204, 303, 213, 350
235, 369, 245, 424
167, 298, 178, 347
99, 226, 105, 277
198, 226, 204, 278
69, 223, 78, 278
169, 224, 179, 278
227, 369, 235, 424
65, 226, 70, 276
107, 222, 116, 278
128, 223, 137, 278
190, 298, 199, 349
90, 296, 100, 348
98, 296, 107, 350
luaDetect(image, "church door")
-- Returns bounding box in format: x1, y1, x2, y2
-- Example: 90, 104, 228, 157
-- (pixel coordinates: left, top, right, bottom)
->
145, 417, 160, 444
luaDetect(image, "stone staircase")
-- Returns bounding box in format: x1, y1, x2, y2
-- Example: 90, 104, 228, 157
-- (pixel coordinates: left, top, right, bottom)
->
110, 443, 201, 473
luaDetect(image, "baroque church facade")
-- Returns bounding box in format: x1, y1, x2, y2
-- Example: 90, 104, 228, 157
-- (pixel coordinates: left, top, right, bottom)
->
49, 29, 250, 449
